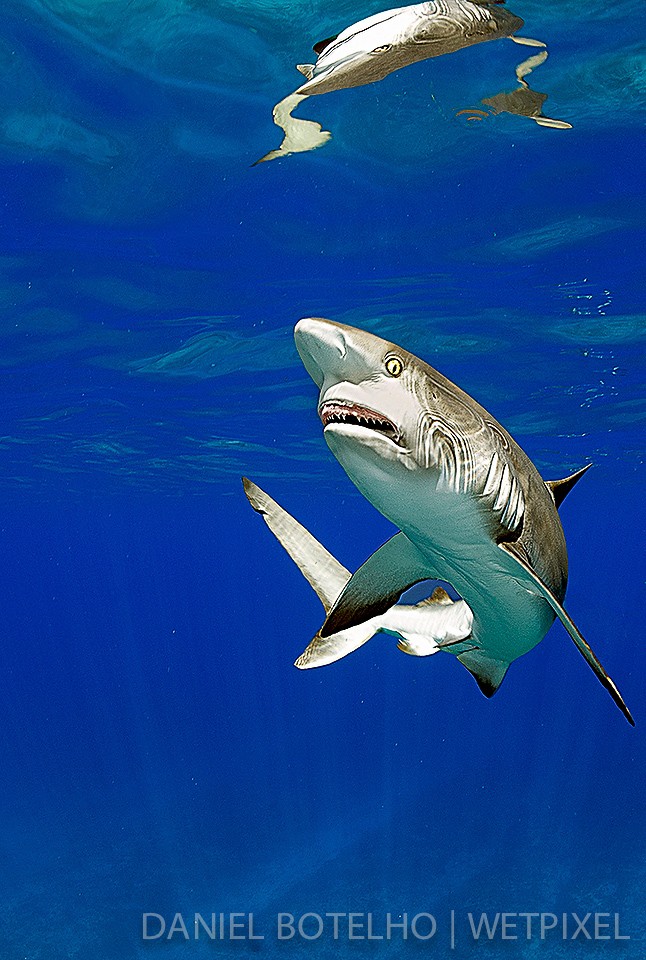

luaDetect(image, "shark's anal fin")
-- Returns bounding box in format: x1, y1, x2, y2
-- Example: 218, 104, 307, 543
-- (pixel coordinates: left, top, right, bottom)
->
416, 586, 452, 607
499, 542, 635, 726
320, 532, 432, 638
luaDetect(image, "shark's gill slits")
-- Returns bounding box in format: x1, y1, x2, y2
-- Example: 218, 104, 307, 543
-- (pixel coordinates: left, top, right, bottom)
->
319, 402, 400, 443
416, 409, 475, 494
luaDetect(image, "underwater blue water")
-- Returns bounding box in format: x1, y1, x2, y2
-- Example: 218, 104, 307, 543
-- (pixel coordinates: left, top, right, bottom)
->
0, 1, 644, 957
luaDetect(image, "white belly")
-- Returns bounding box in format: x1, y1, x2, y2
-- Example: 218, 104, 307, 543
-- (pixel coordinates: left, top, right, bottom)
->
328, 434, 556, 666
360, 466, 555, 664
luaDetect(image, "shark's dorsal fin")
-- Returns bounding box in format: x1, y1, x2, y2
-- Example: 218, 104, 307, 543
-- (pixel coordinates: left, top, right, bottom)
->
296, 63, 315, 80
313, 34, 338, 55
546, 463, 592, 509
320, 532, 433, 638
499, 541, 634, 725
457, 650, 509, 697
415, 586, 453, 608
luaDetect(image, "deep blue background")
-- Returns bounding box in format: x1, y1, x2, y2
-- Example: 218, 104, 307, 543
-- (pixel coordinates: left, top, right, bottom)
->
0, 1, 644, 957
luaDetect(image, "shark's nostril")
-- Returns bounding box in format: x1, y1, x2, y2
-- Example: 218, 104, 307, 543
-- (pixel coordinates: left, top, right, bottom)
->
333, 330, 347, 360
295, 318, 348, 371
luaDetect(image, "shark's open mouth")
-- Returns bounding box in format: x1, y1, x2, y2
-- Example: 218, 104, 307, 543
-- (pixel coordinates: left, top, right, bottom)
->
319, 401, 400, 443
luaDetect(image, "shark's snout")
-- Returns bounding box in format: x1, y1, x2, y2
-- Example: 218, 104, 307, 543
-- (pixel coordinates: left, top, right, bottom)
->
294, 317, 347, 388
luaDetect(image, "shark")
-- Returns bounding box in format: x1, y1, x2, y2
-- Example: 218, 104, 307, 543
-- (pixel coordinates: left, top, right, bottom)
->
294, 0, 526, 98
243, 476, 473, 667
255, 0, 548, 164
293, 317, 634, 725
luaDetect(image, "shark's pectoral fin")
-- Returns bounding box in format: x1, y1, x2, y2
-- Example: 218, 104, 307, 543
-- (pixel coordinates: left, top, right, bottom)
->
254, 91, 331, 165
242, 477, 350, 613
320, 532, 432, 638
499, 542, 635, 726
457, 650, 509, 698
509, 35, 547, 48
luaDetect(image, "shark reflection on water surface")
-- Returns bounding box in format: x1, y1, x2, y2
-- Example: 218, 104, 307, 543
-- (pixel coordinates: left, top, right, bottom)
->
477, 49, 572, 129
256, 0, 569, 163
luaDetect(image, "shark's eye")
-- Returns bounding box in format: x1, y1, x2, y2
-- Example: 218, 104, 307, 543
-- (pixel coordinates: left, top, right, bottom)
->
371, 44, 392, 54
384, 354, 403, 377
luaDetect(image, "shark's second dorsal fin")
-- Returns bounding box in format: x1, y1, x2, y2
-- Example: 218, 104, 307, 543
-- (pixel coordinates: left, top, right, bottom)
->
313, 34, 338, 55
320, 532, 433, 638
546, 463, 592, 509
457, 650, 510, 697
296, 63, 315, 80
415, 586, 453, 608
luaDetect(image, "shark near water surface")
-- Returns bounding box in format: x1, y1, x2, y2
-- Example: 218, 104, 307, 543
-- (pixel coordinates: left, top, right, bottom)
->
245, 319, 634, 725
255, 0, 565, 164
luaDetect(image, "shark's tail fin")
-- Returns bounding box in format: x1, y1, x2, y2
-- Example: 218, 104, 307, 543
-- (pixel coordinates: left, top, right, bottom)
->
243, 477, 382, 669
295, 625, 377, 669
253, 91, 331, 165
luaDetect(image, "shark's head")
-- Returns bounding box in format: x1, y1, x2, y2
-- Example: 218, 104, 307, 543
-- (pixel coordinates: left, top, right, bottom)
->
295, 315, 568, 587
295, 317, 468, 522
296, 2, 524, 97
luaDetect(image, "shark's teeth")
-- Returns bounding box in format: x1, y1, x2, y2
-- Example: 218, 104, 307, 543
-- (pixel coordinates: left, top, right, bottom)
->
319, 402, 399, 443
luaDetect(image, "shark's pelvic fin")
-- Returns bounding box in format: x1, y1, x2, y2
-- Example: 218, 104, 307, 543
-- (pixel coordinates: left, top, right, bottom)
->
320, 532, 432, 638
457, 650, 510, 697
499, 541, 635, 725
546, 463, 592, 509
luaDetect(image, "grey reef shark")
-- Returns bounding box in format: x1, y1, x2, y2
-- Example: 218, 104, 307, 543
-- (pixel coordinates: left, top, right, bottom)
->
246, 319, 634, 725
255, 0, 555, 164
